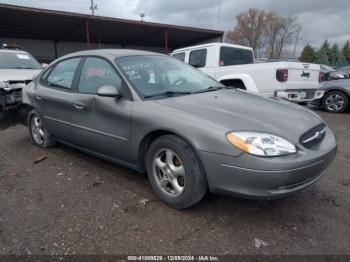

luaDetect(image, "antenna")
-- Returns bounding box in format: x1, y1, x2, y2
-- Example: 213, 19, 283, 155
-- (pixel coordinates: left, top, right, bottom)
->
90, 0, 98, 16
140, 13, 145, 22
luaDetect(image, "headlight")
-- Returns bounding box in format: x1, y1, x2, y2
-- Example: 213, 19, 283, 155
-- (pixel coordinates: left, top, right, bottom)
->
0, 81, 8, 89
226, 131, 297, 157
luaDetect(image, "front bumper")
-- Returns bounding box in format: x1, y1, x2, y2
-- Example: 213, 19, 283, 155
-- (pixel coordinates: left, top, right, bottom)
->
0, 88, 23, 111
199, 129, 337, 199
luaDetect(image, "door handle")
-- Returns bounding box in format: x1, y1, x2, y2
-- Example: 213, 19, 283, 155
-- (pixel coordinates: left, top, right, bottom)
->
36, 95, 43, 100
73, 103, 85, 110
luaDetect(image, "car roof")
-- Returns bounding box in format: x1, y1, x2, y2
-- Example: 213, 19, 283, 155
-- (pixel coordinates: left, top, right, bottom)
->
171, 42, 254, 53
61, 49, 166, 60
0, 49, 30, 54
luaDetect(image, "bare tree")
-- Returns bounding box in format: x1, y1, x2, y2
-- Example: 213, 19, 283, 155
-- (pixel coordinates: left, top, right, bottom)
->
226, 9, 302, 59
226, 9, 268, 57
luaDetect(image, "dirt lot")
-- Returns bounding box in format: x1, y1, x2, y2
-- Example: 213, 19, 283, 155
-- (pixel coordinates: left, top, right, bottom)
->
0, 108, 349, 256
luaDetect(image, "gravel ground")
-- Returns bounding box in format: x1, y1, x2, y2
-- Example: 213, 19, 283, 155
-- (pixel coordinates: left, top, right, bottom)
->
0, 108, 349, 255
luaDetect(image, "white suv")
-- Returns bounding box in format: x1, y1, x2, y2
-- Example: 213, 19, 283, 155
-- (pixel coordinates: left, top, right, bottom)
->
0, 48, 42, 112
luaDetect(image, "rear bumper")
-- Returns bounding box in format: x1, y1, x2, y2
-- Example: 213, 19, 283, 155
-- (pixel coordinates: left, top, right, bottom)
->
274, 89, 324, 102
198, 130, 337, 199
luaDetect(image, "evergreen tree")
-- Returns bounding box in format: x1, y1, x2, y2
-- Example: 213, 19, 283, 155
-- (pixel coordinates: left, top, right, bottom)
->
342, 40, 350, 64
300, 44, 316, 63
329, 43, 340, 67
336, 52, 347, 67
321, 40, 332, 59
315, 47, 329, 65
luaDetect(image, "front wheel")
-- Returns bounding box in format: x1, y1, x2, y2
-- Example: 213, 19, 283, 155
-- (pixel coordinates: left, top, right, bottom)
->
322, 91, 349, 113
146, 135, 207, 209
28, 110, 56, 148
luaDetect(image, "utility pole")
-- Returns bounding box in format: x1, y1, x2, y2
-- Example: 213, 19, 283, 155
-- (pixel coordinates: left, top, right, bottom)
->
90, 0, 98, 16
293, 27, 301, 58
217, 0, 222, 29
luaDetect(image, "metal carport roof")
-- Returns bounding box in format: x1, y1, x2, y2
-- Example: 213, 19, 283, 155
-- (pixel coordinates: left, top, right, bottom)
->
0, 3, 223, 52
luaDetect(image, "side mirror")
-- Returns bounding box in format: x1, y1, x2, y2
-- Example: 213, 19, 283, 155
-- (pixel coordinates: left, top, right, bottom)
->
97, 85, 120, 98
41, 63, 48, 69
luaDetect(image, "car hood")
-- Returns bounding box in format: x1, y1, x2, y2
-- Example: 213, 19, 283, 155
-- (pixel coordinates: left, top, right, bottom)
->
0, 69, 41, 82
155, 90, 323, 144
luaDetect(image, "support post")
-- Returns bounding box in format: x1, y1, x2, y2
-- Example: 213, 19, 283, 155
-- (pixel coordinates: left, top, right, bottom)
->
165, 30, 169, 54
86, 20, 91, 49
54, 41, 58, 59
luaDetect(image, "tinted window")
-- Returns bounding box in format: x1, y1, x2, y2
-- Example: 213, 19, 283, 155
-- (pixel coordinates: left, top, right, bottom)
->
78, 57, 122, 94
189, 49, 207, 68
219, 47, 254, 66
172, 53, 186, 62
46, 58, 81, 90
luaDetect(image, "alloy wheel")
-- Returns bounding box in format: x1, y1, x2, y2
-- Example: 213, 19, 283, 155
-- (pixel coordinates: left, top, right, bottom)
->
31, 115, 45, 145
325, 94, 345, 112
152, 148, 186, 197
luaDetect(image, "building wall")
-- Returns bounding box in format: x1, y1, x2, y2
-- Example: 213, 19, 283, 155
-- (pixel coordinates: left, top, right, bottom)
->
0, 37, 217, 62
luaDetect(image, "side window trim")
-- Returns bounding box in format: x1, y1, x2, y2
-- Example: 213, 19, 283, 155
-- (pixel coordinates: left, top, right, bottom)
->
71, 57, 86, 93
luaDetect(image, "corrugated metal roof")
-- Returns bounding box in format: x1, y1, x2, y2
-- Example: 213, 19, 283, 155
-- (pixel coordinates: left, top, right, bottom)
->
0, 3, 223, 49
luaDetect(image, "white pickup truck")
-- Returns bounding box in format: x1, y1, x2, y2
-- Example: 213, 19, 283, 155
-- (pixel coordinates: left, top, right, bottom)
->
171, 43, 324, 102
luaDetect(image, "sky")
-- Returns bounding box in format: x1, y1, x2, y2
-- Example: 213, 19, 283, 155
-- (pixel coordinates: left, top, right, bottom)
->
1, 0, 349, 54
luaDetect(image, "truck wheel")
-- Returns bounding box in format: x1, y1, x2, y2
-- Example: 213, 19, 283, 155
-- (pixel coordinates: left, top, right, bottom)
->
146, 135, 207, 209
322, 91, 349, 113
28, 110, 56, 148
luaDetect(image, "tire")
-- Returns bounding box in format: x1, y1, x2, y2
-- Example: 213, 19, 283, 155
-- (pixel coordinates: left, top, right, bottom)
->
322, 91, 349, 113
146, 135, 207, 209
28, 110, 56, 148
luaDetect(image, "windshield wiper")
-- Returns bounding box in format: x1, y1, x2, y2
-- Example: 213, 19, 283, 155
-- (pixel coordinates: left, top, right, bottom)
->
144, 90, 192, 99
192, 86, 227, 94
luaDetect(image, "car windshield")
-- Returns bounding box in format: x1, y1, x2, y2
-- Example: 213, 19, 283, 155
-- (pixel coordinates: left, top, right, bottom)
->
0, 52, 42, 69
116, 55, 224, 98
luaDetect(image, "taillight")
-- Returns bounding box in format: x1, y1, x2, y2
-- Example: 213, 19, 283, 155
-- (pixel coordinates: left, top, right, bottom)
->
276, 69, 288, 82
319, 72, 326, 82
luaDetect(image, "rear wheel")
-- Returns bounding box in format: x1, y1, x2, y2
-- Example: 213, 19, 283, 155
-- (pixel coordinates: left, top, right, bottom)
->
28, 110, 56, 148
322, 91, 349, 113
146, 135, 207, 209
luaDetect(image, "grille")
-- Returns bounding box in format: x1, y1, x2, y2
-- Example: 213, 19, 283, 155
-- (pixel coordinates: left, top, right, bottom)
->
300, 124, 326, 148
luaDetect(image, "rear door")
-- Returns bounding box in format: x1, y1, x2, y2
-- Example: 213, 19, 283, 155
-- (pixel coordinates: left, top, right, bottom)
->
35, 57, 82, 142
69, 56, 132, 161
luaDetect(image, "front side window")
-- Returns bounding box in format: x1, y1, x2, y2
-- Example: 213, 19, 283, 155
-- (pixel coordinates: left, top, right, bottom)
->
78, 57, 122, 94
0, 52, 41, 69
116, 55, 222, 98
189, 49, 207, 68
219, 47, 254, 66
46, 58, 81, 90
172, 53, 186, 62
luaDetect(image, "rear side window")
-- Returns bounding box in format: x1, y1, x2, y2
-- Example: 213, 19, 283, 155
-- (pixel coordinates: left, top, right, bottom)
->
189, 49, 207, 68
220, 47, 254, 66
78, 57, 122, 94
172, 53, 186, 62
46, 58, 81, 90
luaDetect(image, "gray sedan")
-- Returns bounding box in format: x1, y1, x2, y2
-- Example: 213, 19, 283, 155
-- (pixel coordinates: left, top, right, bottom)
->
22, 49, 337, 209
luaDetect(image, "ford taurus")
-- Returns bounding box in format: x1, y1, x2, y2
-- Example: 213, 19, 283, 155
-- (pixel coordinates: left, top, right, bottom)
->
21, 49, 337, 209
